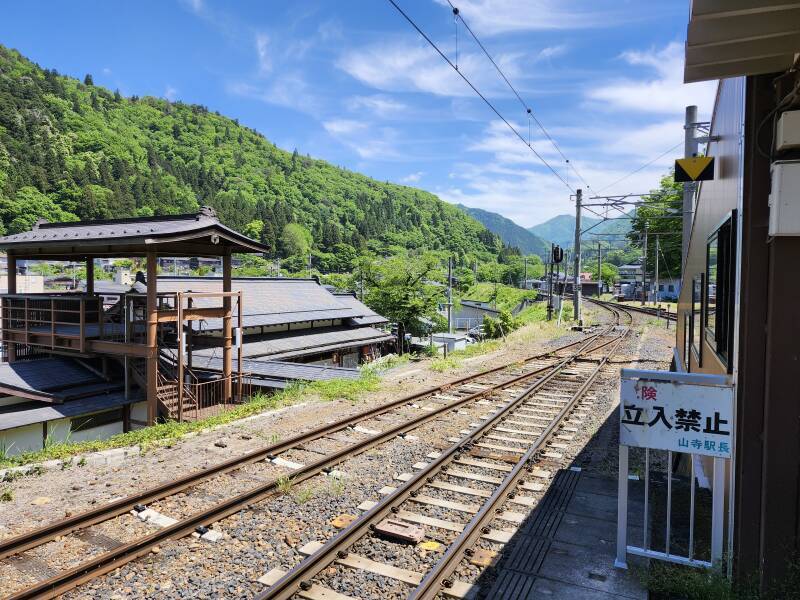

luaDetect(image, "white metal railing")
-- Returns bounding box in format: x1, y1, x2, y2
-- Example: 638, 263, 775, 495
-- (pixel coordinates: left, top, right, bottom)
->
615, 369, 733, 570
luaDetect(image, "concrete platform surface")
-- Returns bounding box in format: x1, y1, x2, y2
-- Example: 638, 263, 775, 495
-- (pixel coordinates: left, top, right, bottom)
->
485, 469, 647, 599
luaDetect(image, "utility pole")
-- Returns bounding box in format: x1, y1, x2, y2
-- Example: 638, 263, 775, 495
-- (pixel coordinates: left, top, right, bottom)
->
523, 256, 528, 290
597, 241, 602, 298
447, 256, 453, 334
573, 189, 582, 323
654, 235, 660, 306
642, 227, 648, 306
682, 105, 698, 272
547, 244, 553, 321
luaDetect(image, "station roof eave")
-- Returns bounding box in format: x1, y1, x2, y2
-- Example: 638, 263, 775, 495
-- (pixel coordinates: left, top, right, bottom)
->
0, 206, 268, 259
684, 0, 800, 83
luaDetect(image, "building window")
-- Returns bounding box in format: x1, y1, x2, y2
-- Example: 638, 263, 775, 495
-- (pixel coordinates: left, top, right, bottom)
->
668, 284, 675, 292
705, 211, 737, 370
684, 313, 691, 372
691, 273, 704, 367
658, 284, 664, 291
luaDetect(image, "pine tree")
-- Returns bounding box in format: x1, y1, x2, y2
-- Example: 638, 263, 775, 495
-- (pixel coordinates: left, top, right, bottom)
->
84, 74, 93, 86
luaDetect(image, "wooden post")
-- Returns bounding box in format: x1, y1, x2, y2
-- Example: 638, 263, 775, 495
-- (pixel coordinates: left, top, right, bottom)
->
177, 292, 184, 423
146, 251, 158, 426
237, 291, 243, 401
6, 254, 16, 362
222, 252, 232, 401
86, 256, 94, 295
187, 295, 193, 372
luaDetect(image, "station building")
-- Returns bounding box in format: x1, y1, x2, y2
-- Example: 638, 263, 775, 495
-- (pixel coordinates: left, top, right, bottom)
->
0, 209, 391, 456
676, 4, 800, 589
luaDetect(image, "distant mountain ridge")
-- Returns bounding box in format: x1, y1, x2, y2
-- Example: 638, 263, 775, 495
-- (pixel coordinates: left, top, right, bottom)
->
455, 204, 550, 257
528, 212, 633, 248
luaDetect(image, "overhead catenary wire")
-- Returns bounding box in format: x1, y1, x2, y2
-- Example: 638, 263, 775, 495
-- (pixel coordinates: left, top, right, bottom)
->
446, 0, 593, 192
385, 0, 575, 194
595, 141, 683, 193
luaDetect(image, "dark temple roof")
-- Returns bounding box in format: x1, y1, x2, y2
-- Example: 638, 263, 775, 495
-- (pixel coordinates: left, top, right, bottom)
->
156, 276, 382, 330
0, 207, 268, 258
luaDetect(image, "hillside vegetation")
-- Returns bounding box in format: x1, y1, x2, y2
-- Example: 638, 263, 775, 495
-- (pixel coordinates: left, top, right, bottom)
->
528, 212, 633, 248
0, 45, 504, 262
456, 204, 550, 258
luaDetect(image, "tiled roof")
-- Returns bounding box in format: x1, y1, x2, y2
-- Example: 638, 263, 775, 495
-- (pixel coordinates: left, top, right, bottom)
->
0, 391, 140, 431
194, 326, 393, 361
0, 358, 102, 403
192, 356, 360, 383
0, 207, 267, 254
156, 276, 384, 330
333, 293, 390, 326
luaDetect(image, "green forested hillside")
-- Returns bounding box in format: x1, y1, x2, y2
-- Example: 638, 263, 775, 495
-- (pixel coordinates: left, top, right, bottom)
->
0, 45, 504, 262
528, 213, 633, 248
456, 204, 550, 258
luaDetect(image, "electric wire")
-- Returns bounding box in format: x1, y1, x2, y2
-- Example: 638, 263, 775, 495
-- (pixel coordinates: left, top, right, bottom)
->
385, 0, 575, 193
595, 141, 683, 193
446, 0, 593, 192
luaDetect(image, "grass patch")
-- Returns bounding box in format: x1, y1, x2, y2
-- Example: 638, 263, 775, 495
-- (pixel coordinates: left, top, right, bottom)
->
429, 355, 462, 373
0, 368, 382, 470
462, 283, 537, 313
276, 475, 294, 495
293, 485, 316, 504
326, 474, 346, 497
641, 563, 758, 600
1, 488, 12, 502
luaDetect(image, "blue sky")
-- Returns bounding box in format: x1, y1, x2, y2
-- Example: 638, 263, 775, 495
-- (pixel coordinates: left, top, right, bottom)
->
1, 0, 716, 226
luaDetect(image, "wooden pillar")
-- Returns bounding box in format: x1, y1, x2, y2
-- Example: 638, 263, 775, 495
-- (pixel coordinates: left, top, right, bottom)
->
7, 254, 16, 294
86, 257, 94, 294
222, 252, 232, 401
237, 291, 243, 401
6, 254, 16, 362
146, 251, 158, 426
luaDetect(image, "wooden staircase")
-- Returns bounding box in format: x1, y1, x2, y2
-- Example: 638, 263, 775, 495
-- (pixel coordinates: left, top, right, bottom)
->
123, 356, 199, 422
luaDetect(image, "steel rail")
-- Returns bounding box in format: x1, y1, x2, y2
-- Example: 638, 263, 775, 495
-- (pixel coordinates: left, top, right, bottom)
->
3, 332, 616, 600
410, 329, 629, 599
254, 329, 619, 600
0, 339, 588, 563
589, 297, 675, 322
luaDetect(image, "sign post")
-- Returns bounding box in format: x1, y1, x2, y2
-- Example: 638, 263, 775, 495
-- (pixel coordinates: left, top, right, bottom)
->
615, 369, 733, 570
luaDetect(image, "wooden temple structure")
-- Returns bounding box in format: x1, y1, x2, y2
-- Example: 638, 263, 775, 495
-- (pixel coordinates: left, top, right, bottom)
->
0, 207, 267, 425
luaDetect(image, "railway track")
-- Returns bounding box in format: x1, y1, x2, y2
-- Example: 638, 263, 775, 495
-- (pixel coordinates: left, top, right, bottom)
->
1, 305, 626, 600
255, 304, 631, 600
590, 297, 676, 322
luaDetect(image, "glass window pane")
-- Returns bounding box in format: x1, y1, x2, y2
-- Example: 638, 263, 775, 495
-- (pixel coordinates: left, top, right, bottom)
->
706, 235, 718, 341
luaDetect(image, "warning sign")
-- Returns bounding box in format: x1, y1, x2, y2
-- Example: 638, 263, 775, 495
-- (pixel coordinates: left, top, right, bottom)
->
675, 156, 714, 182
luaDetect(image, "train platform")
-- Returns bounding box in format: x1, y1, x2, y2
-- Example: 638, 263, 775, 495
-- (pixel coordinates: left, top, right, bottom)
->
486, 468, 647, 599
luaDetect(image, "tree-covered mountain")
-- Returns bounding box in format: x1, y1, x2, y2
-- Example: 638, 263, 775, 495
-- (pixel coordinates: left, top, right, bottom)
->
0, 45, 505, 263
455, 204, 550, 258
528, 213, 632, 248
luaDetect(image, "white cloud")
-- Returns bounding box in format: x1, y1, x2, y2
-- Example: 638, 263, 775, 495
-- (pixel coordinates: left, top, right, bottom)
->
255, 33, 271, 74
337, 41, 522, 97
181, 0, 203, 15
322, 119, 367, 135
164, 85, 178, 101
588, 42, 716, 115
434, 0, 627, 36
318, 19, 343, 41
347, 95, 409, 118
401, 171, 425, 183
227, 74, 319, 114
321, 118, 402, 160
534, 44, 568, 63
